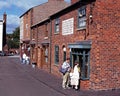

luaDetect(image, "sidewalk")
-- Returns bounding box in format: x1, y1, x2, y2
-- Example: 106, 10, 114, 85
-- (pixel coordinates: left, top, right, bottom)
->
19, 63, 120, 96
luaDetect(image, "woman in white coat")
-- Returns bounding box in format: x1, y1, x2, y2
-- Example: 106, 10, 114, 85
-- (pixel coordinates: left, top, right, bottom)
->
70, 61, 80, 90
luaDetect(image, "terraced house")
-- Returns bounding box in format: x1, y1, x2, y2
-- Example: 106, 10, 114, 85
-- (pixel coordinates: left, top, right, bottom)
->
20, 0, 120, 90
20, 0, 69, 62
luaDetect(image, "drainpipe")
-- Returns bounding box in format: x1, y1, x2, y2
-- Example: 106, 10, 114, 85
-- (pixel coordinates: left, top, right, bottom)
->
30, 27, 32, 65
30, 10, 32, 65
49, 18, 52, 73
36, 25, 38, 66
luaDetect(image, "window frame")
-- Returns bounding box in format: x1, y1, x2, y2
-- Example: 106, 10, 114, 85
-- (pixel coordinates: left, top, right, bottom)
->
44, 23, 48, 38
71, 49, 90, 80
44, 47, 48, 63
78, 6, 86, 29
54, 18, 60, 34
54, 45, 59, 64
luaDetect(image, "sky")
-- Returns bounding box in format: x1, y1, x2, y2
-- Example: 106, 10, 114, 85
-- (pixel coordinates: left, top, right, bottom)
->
0, 0, 70, 34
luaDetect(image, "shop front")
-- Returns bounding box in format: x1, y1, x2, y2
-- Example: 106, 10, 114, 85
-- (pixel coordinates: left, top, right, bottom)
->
68, 40, 91, 80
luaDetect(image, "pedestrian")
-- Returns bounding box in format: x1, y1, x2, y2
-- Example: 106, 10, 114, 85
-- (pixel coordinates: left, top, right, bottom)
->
70, 61, 80, 90
22, 53, 26, 64
61, 58, 71, 89
25, 55, 30, 65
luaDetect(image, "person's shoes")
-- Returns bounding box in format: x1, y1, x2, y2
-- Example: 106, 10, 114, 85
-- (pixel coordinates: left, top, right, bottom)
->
72, 85, 74, 89
62, 87, 66, 89
75, 89, 79, 91
66, 86, 71, 89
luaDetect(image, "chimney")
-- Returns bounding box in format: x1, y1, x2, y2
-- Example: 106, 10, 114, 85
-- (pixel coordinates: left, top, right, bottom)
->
71, 0, 79, 4
3, 12, 7, 24
3, 12, 7, 48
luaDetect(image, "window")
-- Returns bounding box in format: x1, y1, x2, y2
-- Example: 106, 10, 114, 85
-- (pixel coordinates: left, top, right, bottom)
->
63, 51, 66, 62
54, 45, 59, 64
45, 23, 48, 38
55, 18, 60, 33
78, 6, 86, 29
71, 49, 90, 80
62, 46, 66, 62
45, 48, 48, 63
81, 50, 90, 80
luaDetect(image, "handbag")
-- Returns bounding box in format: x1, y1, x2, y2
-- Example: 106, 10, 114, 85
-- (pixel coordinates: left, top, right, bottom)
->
59, 66, 68, 74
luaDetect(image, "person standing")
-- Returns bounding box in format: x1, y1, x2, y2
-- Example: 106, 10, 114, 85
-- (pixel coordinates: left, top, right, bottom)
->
22, 53, 26, 64
25, 55, 30, 65
62, 58, 71, 89
70, 61, 80, 90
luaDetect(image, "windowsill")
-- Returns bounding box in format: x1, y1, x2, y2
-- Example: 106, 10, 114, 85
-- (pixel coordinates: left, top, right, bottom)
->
76, 27, 86, 31
54, 63, 59, 66
80, 78, 89, 80
44, 37, 48, 39
54, 32, 59, 35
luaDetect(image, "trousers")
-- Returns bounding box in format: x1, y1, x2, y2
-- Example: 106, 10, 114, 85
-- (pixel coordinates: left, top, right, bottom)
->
62, 72, 70, 88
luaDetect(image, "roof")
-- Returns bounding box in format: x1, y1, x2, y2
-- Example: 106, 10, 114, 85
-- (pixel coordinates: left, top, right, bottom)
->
19, 2, 47, 18
50, 0, 96, 18
32, 0, 70, 25
31, 0, 96, 28
20, 8, 32, 18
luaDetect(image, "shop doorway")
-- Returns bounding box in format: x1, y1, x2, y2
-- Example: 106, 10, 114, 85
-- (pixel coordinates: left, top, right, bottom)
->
70, 48, 90, 80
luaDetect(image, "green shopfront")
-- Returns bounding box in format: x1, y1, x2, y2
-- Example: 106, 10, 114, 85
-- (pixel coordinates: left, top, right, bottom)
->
68, 41, 91, 80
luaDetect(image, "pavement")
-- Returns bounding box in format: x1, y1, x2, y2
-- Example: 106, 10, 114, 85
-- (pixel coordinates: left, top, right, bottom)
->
2, 56, 120, 96
17, 59, 120, 96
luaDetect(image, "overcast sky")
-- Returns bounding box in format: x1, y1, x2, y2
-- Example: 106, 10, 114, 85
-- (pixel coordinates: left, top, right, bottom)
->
0, 0, 70, 34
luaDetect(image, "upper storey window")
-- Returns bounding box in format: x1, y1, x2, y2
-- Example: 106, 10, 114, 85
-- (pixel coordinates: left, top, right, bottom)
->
55, 18, 60, 33
78, 6, 86, 29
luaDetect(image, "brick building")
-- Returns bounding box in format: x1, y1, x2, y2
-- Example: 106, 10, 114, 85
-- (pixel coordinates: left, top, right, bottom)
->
20, 9, 32, 58
49, 0, 120, 90
20, 0, 120, 90
20, 0, 69, 60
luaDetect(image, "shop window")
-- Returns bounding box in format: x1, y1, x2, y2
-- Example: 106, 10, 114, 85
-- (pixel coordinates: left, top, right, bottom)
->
71, 49, 90, 80
55, 18, 60, 33
54, 45, 59, 64
78, 6, 86, 29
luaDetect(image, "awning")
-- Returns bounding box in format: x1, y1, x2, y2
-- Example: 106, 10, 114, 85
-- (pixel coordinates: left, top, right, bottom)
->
30, 40, 36, 45
41, 40, 50, 45
22, 39, 30, 43
68, 40, 92, 49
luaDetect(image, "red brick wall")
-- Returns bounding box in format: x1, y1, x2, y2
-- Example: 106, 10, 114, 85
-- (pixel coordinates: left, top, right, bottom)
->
51, 0, 120, 90
23, 10, 32, 40
30, 0, 120, 91
51, 5, 88, 86
89, 0, 120, 90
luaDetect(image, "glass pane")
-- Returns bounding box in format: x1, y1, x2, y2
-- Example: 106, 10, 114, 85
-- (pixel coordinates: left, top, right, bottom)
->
45, 48, 48, 56
56, 25, 59, 32
55, 46, 59, 64
78, 18, 86, 28
63, 52, 66, 62
84, 55, 89, 78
